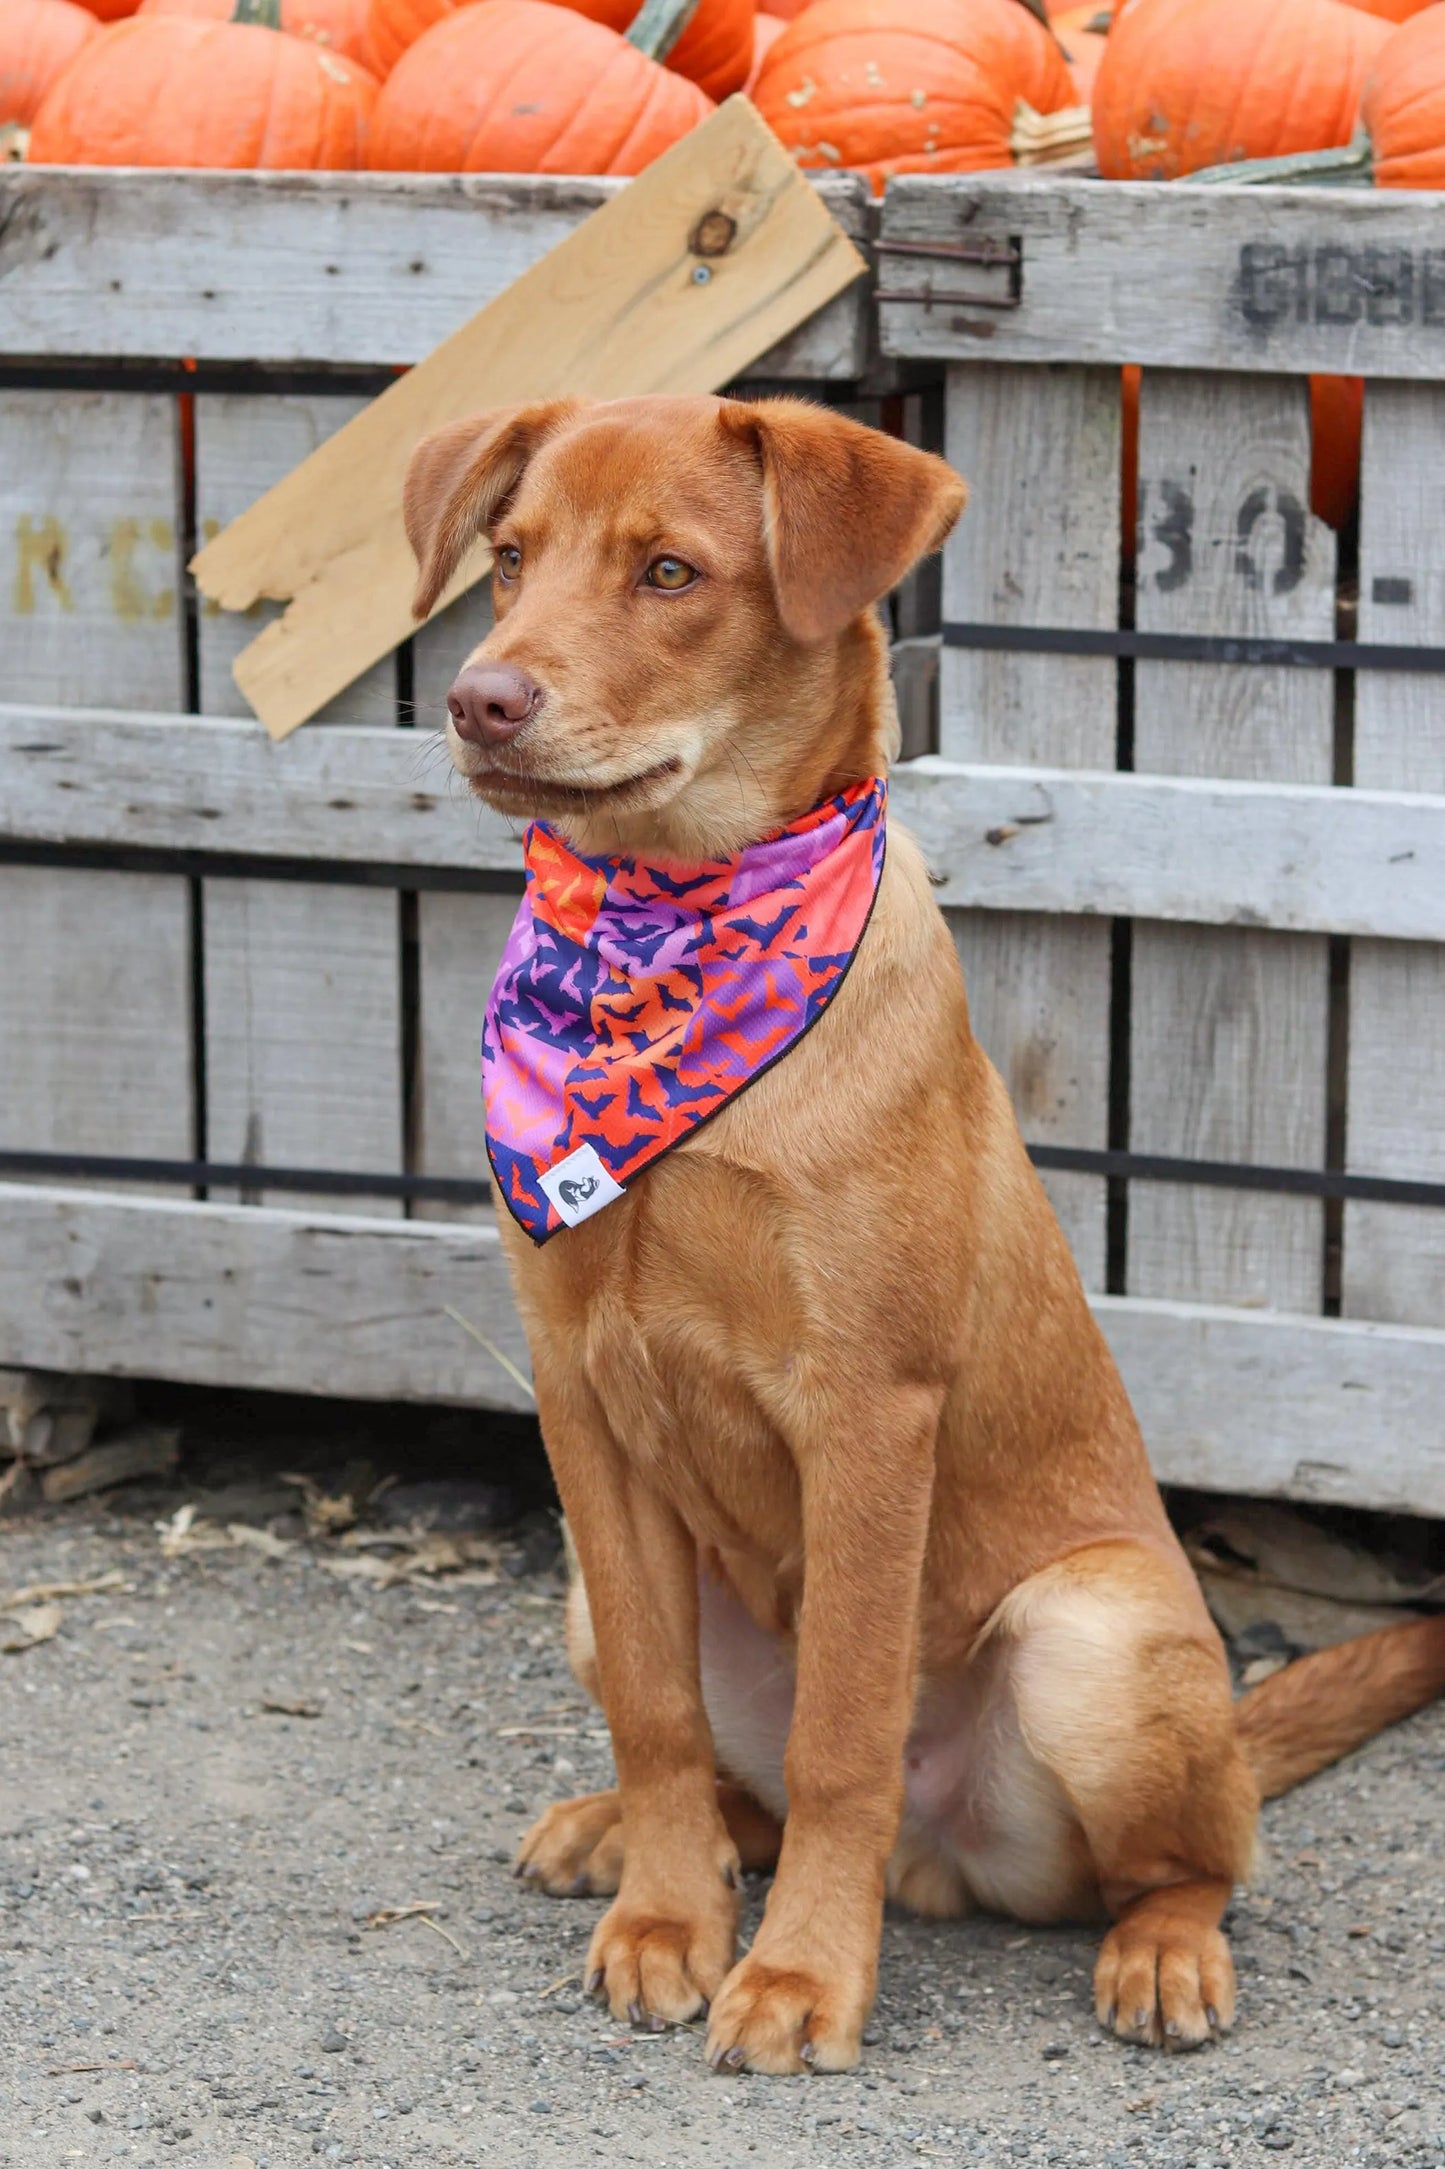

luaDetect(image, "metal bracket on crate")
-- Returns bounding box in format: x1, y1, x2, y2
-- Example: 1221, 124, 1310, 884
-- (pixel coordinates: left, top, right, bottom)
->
943, 622, 1445, 672
874, 238, 1023, 312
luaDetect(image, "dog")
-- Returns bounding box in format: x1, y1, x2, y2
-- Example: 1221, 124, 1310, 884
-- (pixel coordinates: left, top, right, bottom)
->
403, 393, 1445, 2076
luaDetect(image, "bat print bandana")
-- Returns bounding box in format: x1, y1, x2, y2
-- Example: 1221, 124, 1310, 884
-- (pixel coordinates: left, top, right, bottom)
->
483, 775, 888, 1243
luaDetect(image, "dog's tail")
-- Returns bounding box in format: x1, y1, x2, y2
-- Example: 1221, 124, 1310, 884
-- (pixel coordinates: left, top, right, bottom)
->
1233, 1613, 1445, 1800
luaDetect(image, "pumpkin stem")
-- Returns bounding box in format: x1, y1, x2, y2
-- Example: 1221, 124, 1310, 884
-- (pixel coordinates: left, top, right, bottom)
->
1190, 132, 1374, 188
232, 0, 284, 24
626, 0, 701, 63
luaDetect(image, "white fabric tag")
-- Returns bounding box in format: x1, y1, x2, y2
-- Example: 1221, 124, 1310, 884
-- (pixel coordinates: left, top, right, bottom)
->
537, 1143, 626, 1228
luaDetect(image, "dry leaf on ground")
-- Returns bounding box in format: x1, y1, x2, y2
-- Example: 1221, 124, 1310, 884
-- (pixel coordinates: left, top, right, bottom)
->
2, 1602, 62, 1654
2, 1569, 129, 1611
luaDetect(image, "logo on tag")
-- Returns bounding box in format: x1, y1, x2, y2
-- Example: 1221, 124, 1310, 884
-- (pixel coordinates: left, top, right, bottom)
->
537, 1143, 626, 1228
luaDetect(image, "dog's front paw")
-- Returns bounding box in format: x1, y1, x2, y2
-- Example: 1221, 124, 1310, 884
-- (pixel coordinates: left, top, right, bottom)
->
1094, 1911, 1236, 2050
704, 1951, 869, 2075
586, 1890, 737, 2028
515, 1791, 624, 1896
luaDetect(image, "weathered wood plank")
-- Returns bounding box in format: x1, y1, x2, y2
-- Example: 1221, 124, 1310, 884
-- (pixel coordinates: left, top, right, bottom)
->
1094, 1295, 1445, 1517
0, 1185, 533, 1411
1129, 374, 1333, 1312
202, 879, 405, 1217
1346, 381, 1445, 1329
879, 176, 1445, 380
194, 393, 396, 726
1, 1183, 1440, 1512
0, 394, 192, 1193
941, 364, 1121, 1285
6, 710, 1445, 941
193, 394, 403, 1215
414, 890, 522, 1223
0, 866, 192, 1185
0, 167, 871, 379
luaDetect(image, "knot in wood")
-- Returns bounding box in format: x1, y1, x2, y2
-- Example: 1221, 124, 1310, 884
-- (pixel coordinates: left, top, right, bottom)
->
690, 210, 737, 260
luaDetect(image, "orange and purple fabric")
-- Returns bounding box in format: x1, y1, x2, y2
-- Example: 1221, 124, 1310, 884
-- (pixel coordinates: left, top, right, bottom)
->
483, 775, 888, 1242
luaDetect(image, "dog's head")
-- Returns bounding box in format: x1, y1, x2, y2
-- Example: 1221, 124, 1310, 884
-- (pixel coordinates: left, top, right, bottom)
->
403, 395, 965, 858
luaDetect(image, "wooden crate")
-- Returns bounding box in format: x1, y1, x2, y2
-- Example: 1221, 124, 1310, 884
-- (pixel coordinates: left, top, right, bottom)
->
3, 169, 1443, 1517
877, 174, 1445, 1514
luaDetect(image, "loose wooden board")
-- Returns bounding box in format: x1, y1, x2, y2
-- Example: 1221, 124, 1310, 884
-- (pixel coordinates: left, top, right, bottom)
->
190, 99, 867, 741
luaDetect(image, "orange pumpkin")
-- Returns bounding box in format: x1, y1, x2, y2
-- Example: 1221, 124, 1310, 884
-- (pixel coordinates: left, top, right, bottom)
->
28, 6, 376, 162
365, 0, 749, 94
1093, 0, 1390, 180
759, 0, 809, 16
1052, 0, 1106, 99
139, 0, 368, 60
1, 0, 99, 123
368, 0, 712, 174
1364, 4, 1445, 184
752, 0, 1077, 193
1336, 0, 1437, 18
746, 0, 782, 86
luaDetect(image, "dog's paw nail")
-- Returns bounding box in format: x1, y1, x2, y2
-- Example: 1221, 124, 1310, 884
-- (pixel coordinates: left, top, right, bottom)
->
1164, 2020, 1181, 2040
519, 1862, 541, 1882
585, 1969, 604, 1997
707, 2045, 727, 2072
566, 1873, 590, 1896
649, 2014, 667, 2034
628, 2001, 646, 2028
1133, 2009, 1150, 2032
725, 2046, 747, 2070
1205, 2005, 1220, 2032
721, 1862, 739, 1890
1102, 2004, 1116, 2030
799, 2040, 817, 2068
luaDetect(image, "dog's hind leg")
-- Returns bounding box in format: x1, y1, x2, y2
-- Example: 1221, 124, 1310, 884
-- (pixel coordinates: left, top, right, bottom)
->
964, 1541, 1258, 2050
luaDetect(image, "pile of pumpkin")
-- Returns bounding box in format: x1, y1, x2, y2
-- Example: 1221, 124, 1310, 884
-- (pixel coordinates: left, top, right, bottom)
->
4, 0, 1445, 187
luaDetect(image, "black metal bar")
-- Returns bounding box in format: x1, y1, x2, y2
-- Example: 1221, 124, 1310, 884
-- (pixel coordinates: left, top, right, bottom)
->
3, 1146, 1443, 1211
943, 620, 1445, 672
0, 839, 523, 895
1028, 1145, 1445, 1210
0, 1152, 493, 1206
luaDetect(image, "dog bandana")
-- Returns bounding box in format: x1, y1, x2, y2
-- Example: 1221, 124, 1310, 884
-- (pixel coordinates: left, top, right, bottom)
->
483, 775, 887, 1243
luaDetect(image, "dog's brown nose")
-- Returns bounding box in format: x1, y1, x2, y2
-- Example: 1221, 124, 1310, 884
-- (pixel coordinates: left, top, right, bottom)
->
447, 663, 543, 747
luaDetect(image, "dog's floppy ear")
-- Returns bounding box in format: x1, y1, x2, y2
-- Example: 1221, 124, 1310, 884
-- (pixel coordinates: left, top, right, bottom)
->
403, 400, 581, 620
721, 398, 966, 644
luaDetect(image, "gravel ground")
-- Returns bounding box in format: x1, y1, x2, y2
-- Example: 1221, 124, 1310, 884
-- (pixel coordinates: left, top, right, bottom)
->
1, 1422, 1442, 2169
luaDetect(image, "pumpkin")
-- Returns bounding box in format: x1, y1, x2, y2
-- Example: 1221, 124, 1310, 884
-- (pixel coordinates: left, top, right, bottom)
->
1363, 4, 1445, 185
71, 0, 140, 21
28, 0, 376, 163
746, 0, 783, 86
368, 0, 712, 174
759, 0, 810, 17
1052, 0, 1106, 99
139, 0, 368, 60
1093, 0, 1390, 180
752, 0, 1078, 192
1336, 0, 1437, 18
365, 0, 749, 94
0, 0, 99, 123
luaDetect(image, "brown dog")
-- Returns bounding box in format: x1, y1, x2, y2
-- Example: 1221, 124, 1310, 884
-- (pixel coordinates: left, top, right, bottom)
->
404, 394, 1445, 2075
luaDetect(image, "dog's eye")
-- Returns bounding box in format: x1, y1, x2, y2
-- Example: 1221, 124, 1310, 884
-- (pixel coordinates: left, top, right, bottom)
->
645, 556, 697, 591
496, 546, 522, 582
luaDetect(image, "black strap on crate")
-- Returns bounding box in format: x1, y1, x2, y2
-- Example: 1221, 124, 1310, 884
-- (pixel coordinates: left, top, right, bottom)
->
942, 622, 1445, 672
3, 1146, 1442, 1211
